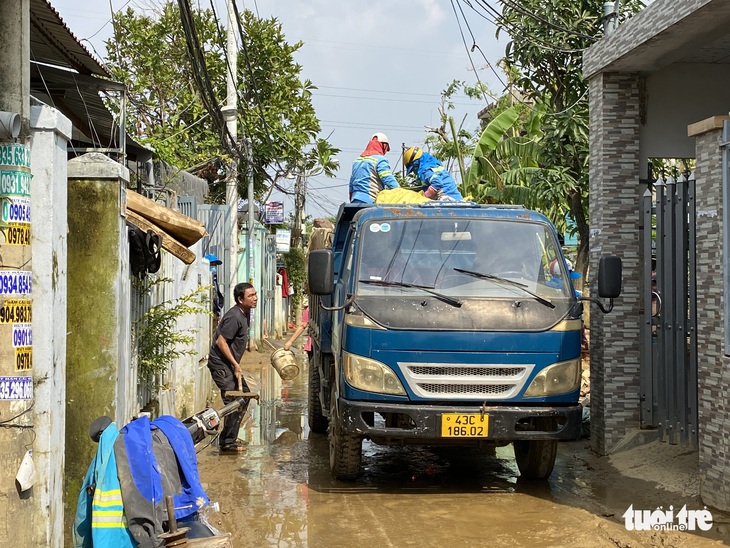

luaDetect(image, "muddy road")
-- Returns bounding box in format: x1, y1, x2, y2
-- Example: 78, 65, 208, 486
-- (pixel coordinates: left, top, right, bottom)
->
196, 348, 729, 547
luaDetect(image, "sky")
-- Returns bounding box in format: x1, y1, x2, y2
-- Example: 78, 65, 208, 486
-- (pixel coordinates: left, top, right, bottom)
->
49, 0, 510, 219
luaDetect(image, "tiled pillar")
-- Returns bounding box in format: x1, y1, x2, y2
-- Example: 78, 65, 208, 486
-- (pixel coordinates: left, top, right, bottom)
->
690, 118, 730, 510
588, 73, 642, 454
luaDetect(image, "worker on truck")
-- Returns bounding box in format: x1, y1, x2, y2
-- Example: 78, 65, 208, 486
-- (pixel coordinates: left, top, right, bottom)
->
349, 132, 400, 203
403, 146, 463, 201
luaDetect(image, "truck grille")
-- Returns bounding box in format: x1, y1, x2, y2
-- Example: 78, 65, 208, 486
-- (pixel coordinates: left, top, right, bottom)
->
400, 362, 535, 400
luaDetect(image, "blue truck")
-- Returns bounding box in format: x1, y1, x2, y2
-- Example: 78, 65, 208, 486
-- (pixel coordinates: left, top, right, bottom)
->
307, 202, 621, 480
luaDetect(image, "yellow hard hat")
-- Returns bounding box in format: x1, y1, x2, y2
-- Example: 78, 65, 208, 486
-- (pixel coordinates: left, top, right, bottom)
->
403, 146, 423, 167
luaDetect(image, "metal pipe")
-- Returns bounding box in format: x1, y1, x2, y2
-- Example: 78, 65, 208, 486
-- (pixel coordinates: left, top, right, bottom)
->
603, 2, 617, 35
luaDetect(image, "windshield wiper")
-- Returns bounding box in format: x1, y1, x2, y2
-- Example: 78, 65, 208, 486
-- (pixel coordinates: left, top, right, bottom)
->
453, 268, 555, 309
359, 279, 462, 308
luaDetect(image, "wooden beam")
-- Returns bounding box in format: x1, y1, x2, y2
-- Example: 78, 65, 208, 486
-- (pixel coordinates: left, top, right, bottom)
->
126, 209, 196, 265
125, 189, 206, 247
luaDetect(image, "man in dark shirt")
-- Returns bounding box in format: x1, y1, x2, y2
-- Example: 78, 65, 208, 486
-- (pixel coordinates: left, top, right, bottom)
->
207, 282, 257, 452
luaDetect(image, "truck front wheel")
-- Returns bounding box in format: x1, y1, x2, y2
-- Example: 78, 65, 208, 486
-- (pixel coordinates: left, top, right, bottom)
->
308, 359, 328, 434
329, 384, 362, 480
513, 438, 558, 480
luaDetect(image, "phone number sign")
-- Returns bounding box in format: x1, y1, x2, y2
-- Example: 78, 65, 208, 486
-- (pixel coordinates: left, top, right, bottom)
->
0, 376, 32, 400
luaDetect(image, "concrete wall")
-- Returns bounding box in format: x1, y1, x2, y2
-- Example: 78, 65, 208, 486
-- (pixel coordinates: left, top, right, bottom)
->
0, 100, 69, 548
28, 101, 71, 546
585, 0, 730, 510
639, 64, 730, 177
588, 73, 643, 455
65, 152, 130, 534
691, 122, 730, 510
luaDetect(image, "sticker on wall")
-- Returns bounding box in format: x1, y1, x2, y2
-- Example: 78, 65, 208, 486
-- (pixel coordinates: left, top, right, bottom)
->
0, 300, 32, 323
12, 324, 31, 347
1, 197, 31, 224
0, 376, 32, 400
0, 143, 31, 168
14, 347, 31, 371
0, 170, 31, 197
2, 223, 31, 246
0, 271, 32, 296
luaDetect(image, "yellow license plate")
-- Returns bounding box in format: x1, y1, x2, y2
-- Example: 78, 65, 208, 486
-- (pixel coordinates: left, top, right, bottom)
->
441, 413, 489, 437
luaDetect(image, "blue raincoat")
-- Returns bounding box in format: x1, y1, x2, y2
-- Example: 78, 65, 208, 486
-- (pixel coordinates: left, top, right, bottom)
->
74, 422, 135, 548
408, 152, 463, 201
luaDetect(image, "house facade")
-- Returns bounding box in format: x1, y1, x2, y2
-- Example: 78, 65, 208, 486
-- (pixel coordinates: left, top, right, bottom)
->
585, 0, 730, 510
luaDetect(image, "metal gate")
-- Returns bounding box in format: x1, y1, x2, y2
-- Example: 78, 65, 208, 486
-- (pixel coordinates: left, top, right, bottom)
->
262, 233, 277, 338
640, 171, 698, 447
199, 204, 232, 310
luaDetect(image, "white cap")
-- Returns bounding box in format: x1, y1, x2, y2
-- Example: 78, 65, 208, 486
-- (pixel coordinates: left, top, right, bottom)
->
372, 132, 389, 145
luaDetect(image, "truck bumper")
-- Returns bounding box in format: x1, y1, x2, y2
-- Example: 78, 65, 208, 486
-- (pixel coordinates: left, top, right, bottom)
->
338, 398, 582, 442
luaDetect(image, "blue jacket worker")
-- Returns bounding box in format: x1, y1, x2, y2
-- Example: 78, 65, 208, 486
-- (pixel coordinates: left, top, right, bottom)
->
349, 132, 400, 203
403, 147, 463, 201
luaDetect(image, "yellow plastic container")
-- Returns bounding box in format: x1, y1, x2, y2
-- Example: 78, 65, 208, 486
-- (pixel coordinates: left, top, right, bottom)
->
270, 348, 300, 380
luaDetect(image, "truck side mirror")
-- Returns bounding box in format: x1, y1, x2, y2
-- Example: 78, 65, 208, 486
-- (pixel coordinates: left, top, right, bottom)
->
597, 255, 622, 299
308, 249, 335, 295
580, 255, 622, 313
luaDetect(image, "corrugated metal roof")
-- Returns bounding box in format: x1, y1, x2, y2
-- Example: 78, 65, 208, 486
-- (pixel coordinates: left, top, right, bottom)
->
31, 0, 109, 77
28, 1, 151, 161
30, 63, 152, 159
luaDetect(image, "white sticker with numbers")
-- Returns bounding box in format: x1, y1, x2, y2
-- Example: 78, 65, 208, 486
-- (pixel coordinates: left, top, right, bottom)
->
12, 323, 32, 347
1, 197, 31, 224
0, 271, 32, 296
0, 376, 32, 400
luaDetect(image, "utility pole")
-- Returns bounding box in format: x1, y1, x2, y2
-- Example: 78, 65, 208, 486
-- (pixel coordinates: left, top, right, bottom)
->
292, 172, 306, 249
222, 0, 238, 311
225, 0, 257, 347
0, 1, 38, 544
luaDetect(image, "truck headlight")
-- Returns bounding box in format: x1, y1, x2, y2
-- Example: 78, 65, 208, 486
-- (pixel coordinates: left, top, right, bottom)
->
524, 359, 581, 397
343, 352, 406, 395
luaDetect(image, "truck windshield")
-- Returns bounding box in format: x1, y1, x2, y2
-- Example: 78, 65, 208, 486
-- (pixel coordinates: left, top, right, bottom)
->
354, 217, 574, 330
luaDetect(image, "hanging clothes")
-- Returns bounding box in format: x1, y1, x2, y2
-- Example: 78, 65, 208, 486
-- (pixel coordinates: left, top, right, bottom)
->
74, 422, 135, 548
278, 267, 290, 298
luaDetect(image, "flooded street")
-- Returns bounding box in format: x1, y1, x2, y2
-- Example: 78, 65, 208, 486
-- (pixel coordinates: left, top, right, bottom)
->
196, 348, 729, 547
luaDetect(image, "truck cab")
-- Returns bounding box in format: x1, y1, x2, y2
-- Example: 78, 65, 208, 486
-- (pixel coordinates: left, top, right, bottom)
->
308, 202, 621, 480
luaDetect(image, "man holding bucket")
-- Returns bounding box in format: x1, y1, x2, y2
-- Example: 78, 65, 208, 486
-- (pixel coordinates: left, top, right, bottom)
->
207, 282, 257, 453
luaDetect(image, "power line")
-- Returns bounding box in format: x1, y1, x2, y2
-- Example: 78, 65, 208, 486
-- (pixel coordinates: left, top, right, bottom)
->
313, 91, 479, 107
319, 120, 428, 131
177, 0, 236, 155
317, 85, 444, 99
451, 0, 506, 101
499, 0, 598, 41
461, 0, 590, 54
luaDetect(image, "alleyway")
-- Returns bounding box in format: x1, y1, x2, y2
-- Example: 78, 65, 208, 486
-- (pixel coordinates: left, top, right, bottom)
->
195, 345, 730, 547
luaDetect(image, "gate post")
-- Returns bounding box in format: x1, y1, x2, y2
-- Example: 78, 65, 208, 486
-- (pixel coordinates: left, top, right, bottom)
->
688, 116, 730, 510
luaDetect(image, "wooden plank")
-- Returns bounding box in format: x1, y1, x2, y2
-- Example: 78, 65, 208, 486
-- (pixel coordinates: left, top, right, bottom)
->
186, 535, 233, 547
126, 209, 196, 265
125, 189, 206, 247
